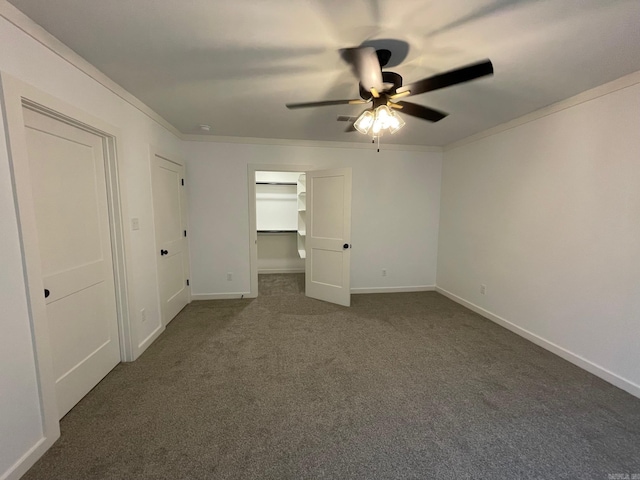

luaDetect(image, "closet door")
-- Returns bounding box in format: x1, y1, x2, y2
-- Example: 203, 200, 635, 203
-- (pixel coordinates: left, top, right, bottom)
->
151, 154, 189, 326
23, 107, 120, 419
305, 168, 352, 306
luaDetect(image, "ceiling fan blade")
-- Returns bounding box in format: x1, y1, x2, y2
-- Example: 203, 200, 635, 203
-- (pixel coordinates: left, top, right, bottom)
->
393, 101, 448, 123
286, 99, 367, 109
396, 59, 493, 96
344, 47, 384, 94
337, 115, 358, 132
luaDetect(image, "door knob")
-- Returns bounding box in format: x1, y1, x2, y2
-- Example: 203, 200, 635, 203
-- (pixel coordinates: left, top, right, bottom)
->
160, 249, 168, 256
343, 243, 351, 249
44, 288, 50, 298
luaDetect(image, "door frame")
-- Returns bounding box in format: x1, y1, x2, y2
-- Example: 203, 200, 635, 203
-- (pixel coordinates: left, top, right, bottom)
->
0, 73, 134, 476
149, 147, 191, 328
247, 164, 311, 297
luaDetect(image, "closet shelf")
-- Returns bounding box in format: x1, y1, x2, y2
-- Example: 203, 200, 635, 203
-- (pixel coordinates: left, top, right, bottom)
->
256, 181, 297, 186
297, 173, 306, 259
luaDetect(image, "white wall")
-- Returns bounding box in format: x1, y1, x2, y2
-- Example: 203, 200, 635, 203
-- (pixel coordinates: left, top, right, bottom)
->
255, 184, 298, 231
437, 78, 640, 395
185, 142, 442, 296
257, 233, 304, 273
0, 89, 43, 480
0, 12, 181, 479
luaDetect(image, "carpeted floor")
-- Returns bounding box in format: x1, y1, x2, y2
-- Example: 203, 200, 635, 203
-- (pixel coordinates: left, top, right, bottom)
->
23, 274, 640, 479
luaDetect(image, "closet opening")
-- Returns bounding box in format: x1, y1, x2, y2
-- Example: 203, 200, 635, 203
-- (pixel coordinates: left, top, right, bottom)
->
252, 169, 307, 297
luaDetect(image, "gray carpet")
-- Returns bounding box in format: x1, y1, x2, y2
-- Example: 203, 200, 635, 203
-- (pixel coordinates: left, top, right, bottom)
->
23, 274, 640, 479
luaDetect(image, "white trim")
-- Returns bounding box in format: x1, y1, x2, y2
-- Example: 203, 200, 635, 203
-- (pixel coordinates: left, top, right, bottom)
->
4, 0, 639, 155
436, 286, 640, 399
351, 285, 436, 294
248, 164, 312, 298
191, 292, 250, 300
0, 72, 136, 477
0, 1, 181, 139
137, 323, 164, 352
0, 437, 46, 480
445, 69, 640, 152
258, 268, 305, 274
183, 134, 443, 152
0, 0, 445, 152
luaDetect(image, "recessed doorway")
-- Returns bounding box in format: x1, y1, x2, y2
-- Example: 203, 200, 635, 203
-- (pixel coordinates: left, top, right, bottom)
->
251, 168, 306, 297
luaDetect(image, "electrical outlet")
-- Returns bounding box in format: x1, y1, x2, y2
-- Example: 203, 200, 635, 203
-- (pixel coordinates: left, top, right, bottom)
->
131, 218, 140, 231
227, 272, 233, 281
140, 308, 147, 322
382, 268, 387, 277
480, 284, 486, 295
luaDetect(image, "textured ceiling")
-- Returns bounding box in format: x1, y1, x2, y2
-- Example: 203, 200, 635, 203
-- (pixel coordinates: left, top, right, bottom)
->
7, 0, 640, 146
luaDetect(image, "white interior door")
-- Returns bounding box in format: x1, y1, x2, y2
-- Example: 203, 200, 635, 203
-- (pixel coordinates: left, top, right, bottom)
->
305, 168, 352, 306
151, 154, 189, 325
23, 108, 121, 419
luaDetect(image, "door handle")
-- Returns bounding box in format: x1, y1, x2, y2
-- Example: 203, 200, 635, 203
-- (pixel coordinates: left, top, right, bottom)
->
160, 249, 168, 256
343, 243, 351, 249
44, 288, 50, 299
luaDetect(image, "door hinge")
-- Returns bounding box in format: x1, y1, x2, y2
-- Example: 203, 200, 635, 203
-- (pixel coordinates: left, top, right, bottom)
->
186, 279, 190, 286
181, 178, 184, 186
184, 230, 187, 237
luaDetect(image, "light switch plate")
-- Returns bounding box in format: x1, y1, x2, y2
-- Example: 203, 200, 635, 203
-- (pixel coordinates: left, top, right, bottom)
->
131, 218, 140, 231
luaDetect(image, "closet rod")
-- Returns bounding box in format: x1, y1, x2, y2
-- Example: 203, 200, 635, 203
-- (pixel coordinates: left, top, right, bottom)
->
256, 182, 297, 186
257, 230, 297, 233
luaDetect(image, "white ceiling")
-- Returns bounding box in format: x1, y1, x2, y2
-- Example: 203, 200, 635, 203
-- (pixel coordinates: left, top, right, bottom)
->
7, 0, 640, 146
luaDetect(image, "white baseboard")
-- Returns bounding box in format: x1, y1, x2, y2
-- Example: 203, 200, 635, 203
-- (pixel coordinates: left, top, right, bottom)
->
192, 286, 436, 299
135, 323, 165, 359
191, 292, 251, 300
258, 268, 305, 274
2, 436, 50, 480
435, 286, 640, 399
351, 285, 436, 294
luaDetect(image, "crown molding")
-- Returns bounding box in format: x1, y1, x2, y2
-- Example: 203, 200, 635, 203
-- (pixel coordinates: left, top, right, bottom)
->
0, 1, 183, 139
181, 134, 443, 152
0, 1, 443, 152
445, 69, 640, 152
15, 0, 633, 155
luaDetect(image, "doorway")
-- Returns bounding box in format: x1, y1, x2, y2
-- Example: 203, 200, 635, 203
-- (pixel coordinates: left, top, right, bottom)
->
254, 169, 306, 296
247, 164, 353, 306
248, 164, 310, 297
1, 74, 133, 462
23, 106, 121, 419
150, 151, 190, 326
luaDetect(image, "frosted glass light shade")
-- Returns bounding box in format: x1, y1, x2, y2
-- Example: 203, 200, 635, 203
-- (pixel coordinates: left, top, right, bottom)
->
354, 105, 406, 137
374, 105, 393, 130
353, 110, 374, 134
388, 110, 406, 134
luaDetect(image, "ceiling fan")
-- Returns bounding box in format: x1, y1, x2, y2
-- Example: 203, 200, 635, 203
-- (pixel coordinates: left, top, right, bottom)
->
286, 46, 493, 138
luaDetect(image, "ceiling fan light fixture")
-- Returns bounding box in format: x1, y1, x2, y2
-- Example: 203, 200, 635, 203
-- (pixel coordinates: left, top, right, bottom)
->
374, 105, 393, 130
388, 111, 405, 134
353, 109, 375, 134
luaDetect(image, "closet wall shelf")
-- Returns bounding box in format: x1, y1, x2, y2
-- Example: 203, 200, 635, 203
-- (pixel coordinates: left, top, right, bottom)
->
256, 182, 297, 186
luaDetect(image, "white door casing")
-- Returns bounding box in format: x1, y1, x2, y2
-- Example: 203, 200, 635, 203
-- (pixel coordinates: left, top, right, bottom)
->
23, 107, 121, 419
305, 168, 352, 307
151, 153, 189, 325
